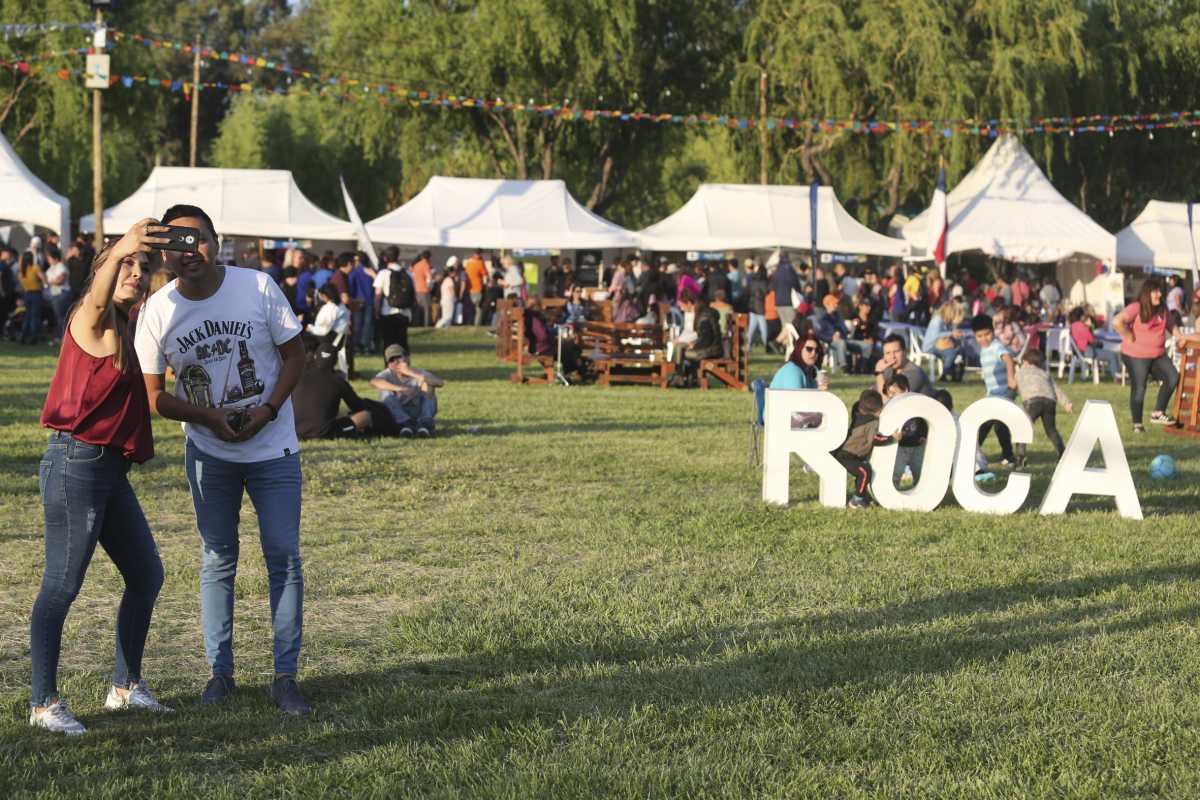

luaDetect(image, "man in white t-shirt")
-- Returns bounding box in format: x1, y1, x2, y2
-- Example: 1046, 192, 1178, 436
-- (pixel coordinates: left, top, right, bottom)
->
373, 245, 413, 361
44, 245, 71, 343
134, 204, 310, 716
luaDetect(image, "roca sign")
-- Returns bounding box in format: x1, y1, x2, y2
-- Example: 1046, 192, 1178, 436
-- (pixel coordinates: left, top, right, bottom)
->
762, 390, 1143, 519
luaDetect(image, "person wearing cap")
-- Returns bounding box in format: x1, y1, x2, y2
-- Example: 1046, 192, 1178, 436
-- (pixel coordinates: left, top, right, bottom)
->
293, 341, 397, 439
814, 293, 869, 373
371, 344, 444, 437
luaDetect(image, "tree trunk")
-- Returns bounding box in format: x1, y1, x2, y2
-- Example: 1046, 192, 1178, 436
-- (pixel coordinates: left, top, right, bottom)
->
758, 68, 769, 185
0, 74, 31, 127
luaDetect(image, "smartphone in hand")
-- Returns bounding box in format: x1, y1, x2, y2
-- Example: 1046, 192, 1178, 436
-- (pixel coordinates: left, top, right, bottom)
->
150, 225, 203, 253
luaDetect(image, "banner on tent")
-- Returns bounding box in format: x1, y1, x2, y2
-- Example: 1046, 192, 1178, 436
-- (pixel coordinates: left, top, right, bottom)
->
686, 251, 731, 262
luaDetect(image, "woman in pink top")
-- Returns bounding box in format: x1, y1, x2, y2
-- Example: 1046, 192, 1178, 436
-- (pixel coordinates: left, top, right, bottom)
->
1067, 306, 1121, 379
1113, 277, 1184, 431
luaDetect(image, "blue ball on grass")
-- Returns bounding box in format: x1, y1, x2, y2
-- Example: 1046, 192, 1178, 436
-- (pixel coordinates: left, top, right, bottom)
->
1150, 454, 1178, 480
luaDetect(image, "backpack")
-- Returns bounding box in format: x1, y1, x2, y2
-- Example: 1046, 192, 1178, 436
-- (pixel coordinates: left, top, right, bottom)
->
386, 267, 415, 309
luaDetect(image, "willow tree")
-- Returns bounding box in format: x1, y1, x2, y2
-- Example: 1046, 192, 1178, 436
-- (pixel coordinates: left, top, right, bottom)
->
309, 0, 743, 223
737, 0, 1097, 229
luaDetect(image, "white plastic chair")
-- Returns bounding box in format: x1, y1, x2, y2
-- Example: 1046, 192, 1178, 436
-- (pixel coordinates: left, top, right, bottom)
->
1051, 329, 1070, 378
1065, 334, 1103, 384
909, 327, 942, 378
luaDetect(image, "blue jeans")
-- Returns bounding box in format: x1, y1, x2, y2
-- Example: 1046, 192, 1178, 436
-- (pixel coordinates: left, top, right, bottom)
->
931, 343, 960, 375
21, 290, 43, 343
747, 313, 768, 350
383, 393, 438, 431
353, 308, 374, 353
49, 291, 72, 341
1086, 345, 1121, 380
31, 432, 163, 705
1121, 354, 1178, 425
892, 443, 925, 485
185, 441, 303, 677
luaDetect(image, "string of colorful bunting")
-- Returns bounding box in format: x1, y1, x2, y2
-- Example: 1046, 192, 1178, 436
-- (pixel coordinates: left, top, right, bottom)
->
5, 33, 1200, 138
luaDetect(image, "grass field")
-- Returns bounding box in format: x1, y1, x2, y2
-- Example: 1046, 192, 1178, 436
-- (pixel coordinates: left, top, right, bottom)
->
1, 329, 1199, 799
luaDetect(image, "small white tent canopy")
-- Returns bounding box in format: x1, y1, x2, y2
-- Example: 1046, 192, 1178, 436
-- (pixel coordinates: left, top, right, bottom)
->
365, 176, 638, 249
1116, 200, 1199, 271
903, 135, 1115, 265
0, 130, 70, 240
80, 167, 355, 240
636, 183, 909, 257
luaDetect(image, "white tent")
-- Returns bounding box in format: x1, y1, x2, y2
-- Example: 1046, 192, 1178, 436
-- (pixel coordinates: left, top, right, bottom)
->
0, 130, 70, 240
1116, 200, 1199, 273
365, 176, 638, 249
80, 167, 355, 240
636, 183, 909, 257
902, 135, 1115, 265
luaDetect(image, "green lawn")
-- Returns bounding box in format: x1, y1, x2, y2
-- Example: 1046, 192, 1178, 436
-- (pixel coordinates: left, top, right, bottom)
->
1, 329, 1198, 799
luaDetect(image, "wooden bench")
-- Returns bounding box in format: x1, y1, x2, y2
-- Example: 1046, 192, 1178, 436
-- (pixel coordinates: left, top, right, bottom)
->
580, 321, 673, 389
700, 313, 751, 391
495, 301, 556, 384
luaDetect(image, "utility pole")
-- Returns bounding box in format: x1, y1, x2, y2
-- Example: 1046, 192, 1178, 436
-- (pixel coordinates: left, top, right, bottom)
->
91, 6, 105, 247
189, 36, 201, 167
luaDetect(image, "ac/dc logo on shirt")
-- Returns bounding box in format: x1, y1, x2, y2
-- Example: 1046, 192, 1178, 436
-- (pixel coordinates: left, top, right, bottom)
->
175, 319, 255, 355
173, 319, 265, 408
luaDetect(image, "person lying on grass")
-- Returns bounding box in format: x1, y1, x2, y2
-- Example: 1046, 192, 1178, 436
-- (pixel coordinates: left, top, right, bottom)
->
371, 344, 444, 437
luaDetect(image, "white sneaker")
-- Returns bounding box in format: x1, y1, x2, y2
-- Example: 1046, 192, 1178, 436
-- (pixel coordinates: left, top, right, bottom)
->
105, 681, 174, 713
29, 699, 87, 735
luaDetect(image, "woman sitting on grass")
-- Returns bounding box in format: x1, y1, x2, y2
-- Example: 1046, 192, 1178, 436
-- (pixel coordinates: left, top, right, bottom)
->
31, 220, 173, 736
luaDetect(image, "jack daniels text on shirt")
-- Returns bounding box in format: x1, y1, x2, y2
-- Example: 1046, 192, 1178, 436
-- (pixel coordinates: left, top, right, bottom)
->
175, 318, 266, 409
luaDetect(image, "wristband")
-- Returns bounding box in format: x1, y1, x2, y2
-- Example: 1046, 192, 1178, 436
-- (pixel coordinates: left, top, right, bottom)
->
264, 402, 279, 421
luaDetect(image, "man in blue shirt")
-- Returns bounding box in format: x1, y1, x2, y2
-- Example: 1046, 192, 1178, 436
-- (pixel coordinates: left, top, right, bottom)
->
312, 257, 333, 292
815, 293, 871, 373
770, 259, 801, 334
349, 253, 376, 354
972, 313, 1017, 465
293, 253, 316, 324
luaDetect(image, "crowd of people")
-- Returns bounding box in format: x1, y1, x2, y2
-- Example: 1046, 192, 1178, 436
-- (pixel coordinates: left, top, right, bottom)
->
13, 208, 1198, 736
0, 233, 97, 347
767, 268, 1193, 508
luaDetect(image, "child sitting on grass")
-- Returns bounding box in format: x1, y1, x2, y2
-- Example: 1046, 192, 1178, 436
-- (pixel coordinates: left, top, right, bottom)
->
1014, 348, 1073, 468
833, 389, 896, 508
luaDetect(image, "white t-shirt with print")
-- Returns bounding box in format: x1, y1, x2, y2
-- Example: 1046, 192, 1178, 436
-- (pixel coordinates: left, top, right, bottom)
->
134, 267, 303, 463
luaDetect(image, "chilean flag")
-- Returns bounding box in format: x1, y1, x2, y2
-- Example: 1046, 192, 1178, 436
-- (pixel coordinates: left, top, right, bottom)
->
927, 165, 949, 277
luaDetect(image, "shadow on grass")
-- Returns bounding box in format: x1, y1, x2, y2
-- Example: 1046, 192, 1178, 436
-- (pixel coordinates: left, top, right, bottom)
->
5, 562, 1194, 787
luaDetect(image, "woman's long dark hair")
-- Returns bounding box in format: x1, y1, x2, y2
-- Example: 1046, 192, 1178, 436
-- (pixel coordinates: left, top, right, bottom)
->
788, 331, 823, 373
68, 243, 138, 371
1137, 277, 1166, 324
19, 250, 35, 278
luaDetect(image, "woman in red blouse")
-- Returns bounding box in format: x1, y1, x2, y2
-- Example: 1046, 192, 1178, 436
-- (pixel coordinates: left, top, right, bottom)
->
30, 220, 172, 735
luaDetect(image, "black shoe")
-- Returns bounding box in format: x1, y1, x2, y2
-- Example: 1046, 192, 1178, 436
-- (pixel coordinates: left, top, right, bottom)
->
201, 674, 235, 705
416, 427, 432, 438
399, 427, 414, 438
270, 675, 311, 716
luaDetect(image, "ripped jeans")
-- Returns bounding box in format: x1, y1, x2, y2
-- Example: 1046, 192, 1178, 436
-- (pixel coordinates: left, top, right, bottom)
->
185, 441, 304, 677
